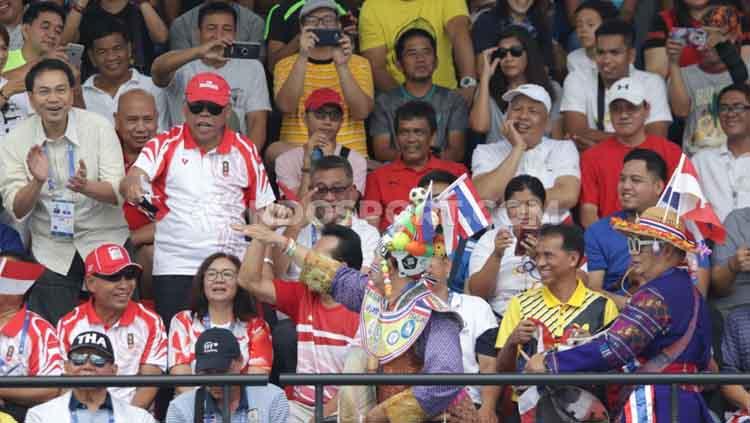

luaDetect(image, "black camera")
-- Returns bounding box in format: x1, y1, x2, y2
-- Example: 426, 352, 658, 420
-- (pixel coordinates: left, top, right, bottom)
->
312, 29, 342, 47
224, 42, 261, 60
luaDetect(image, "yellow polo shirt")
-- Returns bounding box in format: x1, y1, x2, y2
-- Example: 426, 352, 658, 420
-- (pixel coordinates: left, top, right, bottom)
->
3, 49, 26, 72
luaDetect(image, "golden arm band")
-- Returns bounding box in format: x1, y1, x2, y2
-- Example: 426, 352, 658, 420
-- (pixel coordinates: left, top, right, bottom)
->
299, 250, 343, 294
381, 388, 428, 422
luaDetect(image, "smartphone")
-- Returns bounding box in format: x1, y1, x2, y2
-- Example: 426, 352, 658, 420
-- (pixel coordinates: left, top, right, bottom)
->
670, 27, 707, 48
137, 197, 158, 220
224, 42, 261, 60
514, 226, 540, 257
65, 43, 85, 68
312, 29, 342, 47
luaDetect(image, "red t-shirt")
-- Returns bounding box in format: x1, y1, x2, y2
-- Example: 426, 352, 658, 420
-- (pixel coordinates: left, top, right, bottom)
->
580, 135, 682, 218
362, 156, 467, 231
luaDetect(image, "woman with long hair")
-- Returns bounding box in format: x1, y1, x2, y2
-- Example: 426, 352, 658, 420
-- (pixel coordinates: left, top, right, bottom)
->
470, 26, 564, 142
168, 253, 273, 394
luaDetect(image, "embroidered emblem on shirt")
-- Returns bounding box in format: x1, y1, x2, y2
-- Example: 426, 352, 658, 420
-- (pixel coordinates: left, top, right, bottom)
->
127, 333, 135, 349
222, 161, 229, 177
5, 345, 14, 361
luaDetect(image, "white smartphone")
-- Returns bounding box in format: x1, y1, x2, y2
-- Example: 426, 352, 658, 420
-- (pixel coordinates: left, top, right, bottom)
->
65, 43, 85, 68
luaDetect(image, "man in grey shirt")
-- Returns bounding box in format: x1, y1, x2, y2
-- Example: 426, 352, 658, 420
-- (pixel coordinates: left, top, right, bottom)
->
369, 27, 468, 163
169, 0, 264, 53
711, 207, 750, 317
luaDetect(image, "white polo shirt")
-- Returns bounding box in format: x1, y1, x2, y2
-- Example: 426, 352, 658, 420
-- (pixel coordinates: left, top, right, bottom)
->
471, 137, 580, 223
0, 306, 63, 377
133, 124, 275, 276
560, 68, 672, 131
26, 391, 156, 423
82, 69, 170, 132
57, 300, 168, 403
693, 144, 750, 222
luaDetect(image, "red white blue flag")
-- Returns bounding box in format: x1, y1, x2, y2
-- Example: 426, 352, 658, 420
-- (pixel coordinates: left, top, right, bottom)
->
436, 174, 491, 254
0, 258, 45, 295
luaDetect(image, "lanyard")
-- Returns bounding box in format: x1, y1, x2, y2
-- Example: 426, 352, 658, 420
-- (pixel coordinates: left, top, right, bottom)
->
70, 407, 114, 423
310, 225, 318, 247
17, 309, 30, 356
43, 142, 75, 192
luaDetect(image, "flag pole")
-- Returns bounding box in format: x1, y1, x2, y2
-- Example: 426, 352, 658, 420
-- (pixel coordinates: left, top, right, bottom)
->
661, 154, 686, 223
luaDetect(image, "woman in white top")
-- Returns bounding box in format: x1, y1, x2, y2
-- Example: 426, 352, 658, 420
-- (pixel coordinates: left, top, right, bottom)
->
466, 175, 549, 318
470, 26, 564, 142
566, 1, 619, 76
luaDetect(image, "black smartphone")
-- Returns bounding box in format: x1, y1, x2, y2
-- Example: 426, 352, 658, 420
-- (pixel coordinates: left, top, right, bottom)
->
224, 42, 261, 60
138, 197, 158, 220
312, 29, 342, 47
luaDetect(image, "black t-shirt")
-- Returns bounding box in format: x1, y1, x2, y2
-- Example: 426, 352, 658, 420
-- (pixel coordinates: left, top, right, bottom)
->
266, 0, 350, 43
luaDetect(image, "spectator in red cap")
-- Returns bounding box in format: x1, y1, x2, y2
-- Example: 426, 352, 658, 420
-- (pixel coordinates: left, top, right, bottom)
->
57, 243, 167, 410
119, 71, 275, 332
275, 88, 367, 198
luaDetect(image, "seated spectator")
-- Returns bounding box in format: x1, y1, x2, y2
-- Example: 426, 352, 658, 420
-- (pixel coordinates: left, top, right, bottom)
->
720, 305, 750, 413
370, 27, 467, 162
26, 331, 156, 423
81, 18, 168, 131
643, 0, 750, 79
668, 5, 750, 155
472, 84, 580, 224
694, 84, 750, 222
467, 175, 546, 318
0, 25, 33, 136
57, 244, 167, 408
495, 224, 618, 371
3, 2, 66, 73
579, 77, 682, 227
151, 2, 270, 147
240, 221, 361, 422
471, 26, 563, 143
61, 0, 167, 79
359, 0, 476, 102
119, 72, 274, 330
275, 88, 367, 196
0, 253, 62, 422
269, 0, 372, 161
585, 149, 667, 310
0, 59, 129, 325
165, 328, 289, 422
566, 0, 618, 76
169, 0, 264, 52
561, 19, 672, 150
711, 207, 750, 316
168, 253, 273, 395
0, 0, 24, 50
471, 0, 561, 81
362, 100, 466, 231
0, 222, 23, 254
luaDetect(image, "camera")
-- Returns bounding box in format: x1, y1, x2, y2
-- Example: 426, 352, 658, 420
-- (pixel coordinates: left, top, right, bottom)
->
312, 29, 342, 47
224, 42, 261, 60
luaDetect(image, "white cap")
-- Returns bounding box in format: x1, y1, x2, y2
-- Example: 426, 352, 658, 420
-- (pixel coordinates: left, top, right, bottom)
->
502, 84, 552, 114
606, 77, 646, 107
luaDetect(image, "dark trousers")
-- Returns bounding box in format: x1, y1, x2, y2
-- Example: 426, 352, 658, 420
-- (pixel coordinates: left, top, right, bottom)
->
270, 318, 297, 386
152, 275, 194, 330
27, 253, 85, 326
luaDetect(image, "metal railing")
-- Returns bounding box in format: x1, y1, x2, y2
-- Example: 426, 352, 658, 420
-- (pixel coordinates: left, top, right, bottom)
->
3, 372, 748, 422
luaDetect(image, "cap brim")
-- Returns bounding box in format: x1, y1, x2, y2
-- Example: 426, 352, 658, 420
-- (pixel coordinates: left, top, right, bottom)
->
88, 263, 143, 277
501, 91, 551, 114
610, 216, 697, 253
185, 94, 230, 108
195, 356, 233, 373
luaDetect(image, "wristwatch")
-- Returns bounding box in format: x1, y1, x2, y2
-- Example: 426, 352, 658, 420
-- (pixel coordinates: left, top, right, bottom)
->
459, 76, 477, 88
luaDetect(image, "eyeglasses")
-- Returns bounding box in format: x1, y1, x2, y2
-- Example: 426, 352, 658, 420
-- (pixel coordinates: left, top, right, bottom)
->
95, 268, 139, 282
205, 270, 237, 281
187, 101, 224, 116
301, 15, 338, 27
627, 236, 661, 253
69, 351, 111, 368
313, 185, 351, 196
718, 103, 750, 114
311, 108, 343, 121
495, 46, 525, 59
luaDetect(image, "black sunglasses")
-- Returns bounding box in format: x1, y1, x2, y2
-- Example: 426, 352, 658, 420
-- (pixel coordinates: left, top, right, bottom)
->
187, 101, 224, 116
69, 351, 111, 368
494, 45, 525, 59
95, 267, 139, 282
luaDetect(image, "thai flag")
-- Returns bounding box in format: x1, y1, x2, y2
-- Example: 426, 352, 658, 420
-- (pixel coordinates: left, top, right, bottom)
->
657, 154, 726, 245
0, 258, 45, 295
436, 174, 491, 254
421, 181, 435, 244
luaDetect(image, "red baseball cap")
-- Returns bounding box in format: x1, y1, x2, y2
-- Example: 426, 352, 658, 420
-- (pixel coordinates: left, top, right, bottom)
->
304, 88, 343, 112
85, 244, 142, 277
185, 72, 231, 107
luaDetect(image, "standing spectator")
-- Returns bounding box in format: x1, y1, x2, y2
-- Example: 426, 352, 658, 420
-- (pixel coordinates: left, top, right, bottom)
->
711, 207, 750, 316
25, 331, 156, 423
151, 2, 270, 148
369, 27, 468, 162
169, 0, 264, 52
61, 0, 167, 79
165, 328, 289, 423
119, 72, 275, 329
3, 2, 65, 73
668, 5, 750, 155
81, 18, 168, 131
0, 0, 24, 50
275, 88, 367, 196
168, 253, 273, 394
566, 0, 618, 76
643, 0, 750, 79
470, 26, 563, 143
57, 243, 167, 408
720, 305, 750, 412
0, 253, 63, 422
694, 84, 750, 222
359, 0, 477, 103
561, 19, 672, 150
0, 59, 129, 325
269, 0, 373, 161
472, 84, 580, 224
0, 24, 32, 137
362, 101, 466, 231
240, 222, 361, 422
579, 77, 682, 227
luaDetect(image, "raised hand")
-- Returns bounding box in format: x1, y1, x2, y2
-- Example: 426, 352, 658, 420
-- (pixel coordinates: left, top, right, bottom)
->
66, 159, 88, 193
26, 145, 49, 183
